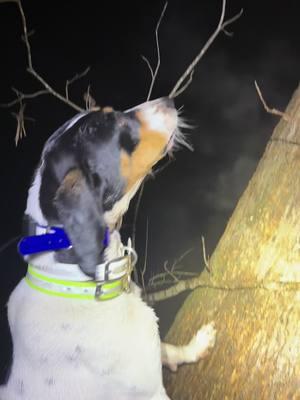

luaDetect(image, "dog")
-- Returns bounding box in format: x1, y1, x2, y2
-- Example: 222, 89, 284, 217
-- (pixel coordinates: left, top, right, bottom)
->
0, 97, 216, 400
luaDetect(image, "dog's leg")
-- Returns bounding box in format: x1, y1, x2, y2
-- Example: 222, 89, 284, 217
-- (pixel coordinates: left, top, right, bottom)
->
161, 322, 216, 372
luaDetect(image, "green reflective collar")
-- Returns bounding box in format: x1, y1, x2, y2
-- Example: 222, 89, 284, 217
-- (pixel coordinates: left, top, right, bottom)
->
25, 257, 133, 301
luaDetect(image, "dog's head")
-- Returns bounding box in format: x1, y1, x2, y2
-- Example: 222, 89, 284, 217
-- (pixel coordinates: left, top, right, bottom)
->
25, 97, 180, 276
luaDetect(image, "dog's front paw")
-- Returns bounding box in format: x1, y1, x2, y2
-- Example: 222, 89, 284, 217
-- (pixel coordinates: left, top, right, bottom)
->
187, 321, 216, 361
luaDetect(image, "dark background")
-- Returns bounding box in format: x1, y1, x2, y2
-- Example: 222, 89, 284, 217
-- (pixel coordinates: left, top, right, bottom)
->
0, 0, 299, 383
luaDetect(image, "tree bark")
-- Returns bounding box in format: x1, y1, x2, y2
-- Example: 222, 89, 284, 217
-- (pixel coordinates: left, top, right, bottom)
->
164, 85, 300, 400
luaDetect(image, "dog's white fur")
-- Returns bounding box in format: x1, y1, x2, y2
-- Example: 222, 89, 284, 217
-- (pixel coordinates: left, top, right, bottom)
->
1, 230, 216, 400
1, 100, 216, 399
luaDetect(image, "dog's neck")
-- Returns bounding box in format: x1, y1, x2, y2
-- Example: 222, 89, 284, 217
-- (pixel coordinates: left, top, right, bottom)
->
25, 230, 137, 301
104, 178, 143, 230
24, 169, 143, 279
26, 230, 124, 276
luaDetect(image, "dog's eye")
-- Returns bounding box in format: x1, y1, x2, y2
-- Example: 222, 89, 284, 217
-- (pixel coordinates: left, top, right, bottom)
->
119, 130, 139, 154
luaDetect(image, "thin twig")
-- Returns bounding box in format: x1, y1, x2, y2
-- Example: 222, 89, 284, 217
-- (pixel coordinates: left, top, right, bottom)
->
146, 2, 168, 101
0, 234, 21, 254
0, 89, 49, 108
169, 0, 243, 98
2, 0, 85, 113
141, 55, 154, 80
148, 248, 194, 289
84, 85, 97, 110
65, 66, 90, 100
174, 248, 193, 266
141, 218, 149, 293
12, 100, 26, 145
170, 70, 194, 98
132, 181, 145, 249
201, 235, 211, 273
148, 271, 198, 288
28, 67, 84, 112
130, 2, 168, 257
131, 181, 146, 284
254, 81, 290, 122
164, 261, 179, 282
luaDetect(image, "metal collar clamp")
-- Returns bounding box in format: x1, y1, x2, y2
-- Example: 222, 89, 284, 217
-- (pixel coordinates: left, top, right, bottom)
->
95, 246, 137, 300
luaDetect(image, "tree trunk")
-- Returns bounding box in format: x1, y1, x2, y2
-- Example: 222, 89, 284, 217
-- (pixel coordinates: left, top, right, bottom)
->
164, 85, 300, 400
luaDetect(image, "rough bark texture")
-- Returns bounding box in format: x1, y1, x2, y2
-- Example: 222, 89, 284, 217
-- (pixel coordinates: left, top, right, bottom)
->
164, 85, 300, 400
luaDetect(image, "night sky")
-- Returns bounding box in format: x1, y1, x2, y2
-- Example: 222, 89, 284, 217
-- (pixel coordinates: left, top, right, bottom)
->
0, 0, 299, 382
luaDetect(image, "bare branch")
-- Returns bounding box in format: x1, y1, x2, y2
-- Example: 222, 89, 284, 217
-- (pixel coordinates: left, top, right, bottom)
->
132, 181, 145, 249
83, 85, 97, 110
0, 88, 49, 108
169, 0, 243, 98
144, 275, 300, 304
27, 67, 84, 112
141, 55, 154, 80
164, 260, 179, 282
148, 270, 198, 288
146, 1, 168, 101
147, 248, 194, 289
130, 1, 169, 246
141, 218, 149, 293
175, 248, 193, 266
12, 101, 26, 145
201, 235, 211, 273
254, 81, 290, 122
169, 70, 194, 98
146, 274, 205, 304
1, 0, 85, 115
65, 67, 90, 100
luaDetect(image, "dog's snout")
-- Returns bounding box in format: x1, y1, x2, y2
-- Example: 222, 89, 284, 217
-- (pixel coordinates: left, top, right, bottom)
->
145, 97, 175, 113
160, 97, 174, 110
125, 97, 175, 114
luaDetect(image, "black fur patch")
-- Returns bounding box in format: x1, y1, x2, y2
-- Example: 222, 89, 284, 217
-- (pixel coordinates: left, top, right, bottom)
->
119, 129, 139, 154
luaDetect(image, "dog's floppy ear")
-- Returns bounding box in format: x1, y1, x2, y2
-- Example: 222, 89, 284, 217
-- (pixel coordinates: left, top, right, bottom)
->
54, 168, 105, 277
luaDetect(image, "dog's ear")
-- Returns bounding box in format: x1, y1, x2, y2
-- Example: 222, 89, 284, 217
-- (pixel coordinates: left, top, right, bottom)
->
54, 168, 105, 277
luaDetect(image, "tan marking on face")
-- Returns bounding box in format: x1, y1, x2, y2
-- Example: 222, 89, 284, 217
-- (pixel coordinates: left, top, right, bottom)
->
56, 169, 83, 196
120, 112, 168, 191
102, 106, 113, 113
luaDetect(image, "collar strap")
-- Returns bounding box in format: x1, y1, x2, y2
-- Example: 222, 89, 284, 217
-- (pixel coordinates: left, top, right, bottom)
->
25, 246, 137, 301
18, 224, 110, 256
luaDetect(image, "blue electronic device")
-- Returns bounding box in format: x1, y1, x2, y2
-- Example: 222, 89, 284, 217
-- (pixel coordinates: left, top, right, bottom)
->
18, 226, 110, 256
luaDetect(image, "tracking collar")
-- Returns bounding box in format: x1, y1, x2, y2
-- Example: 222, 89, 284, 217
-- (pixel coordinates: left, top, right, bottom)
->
25, 245, 137, 301
18, 218, 110, 256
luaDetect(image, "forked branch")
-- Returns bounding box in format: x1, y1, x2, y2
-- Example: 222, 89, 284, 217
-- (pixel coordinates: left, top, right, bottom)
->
169, 0, 243, 98
148, 248, 196, 289
11, 0, 85, 112
145, 2, 168, 101
65, 67, 91, 101
0, 0, 90, 143
254, 81, 291, 122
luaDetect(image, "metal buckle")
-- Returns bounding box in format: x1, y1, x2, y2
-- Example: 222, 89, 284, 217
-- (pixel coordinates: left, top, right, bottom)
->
95, 283, 103, 300
94, 245, 138, 300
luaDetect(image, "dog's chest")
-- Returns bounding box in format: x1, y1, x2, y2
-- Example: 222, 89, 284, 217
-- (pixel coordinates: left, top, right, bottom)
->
4, 280, 163, 400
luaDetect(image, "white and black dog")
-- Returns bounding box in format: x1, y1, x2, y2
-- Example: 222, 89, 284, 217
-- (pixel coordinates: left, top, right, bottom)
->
0, 97, 216, 400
